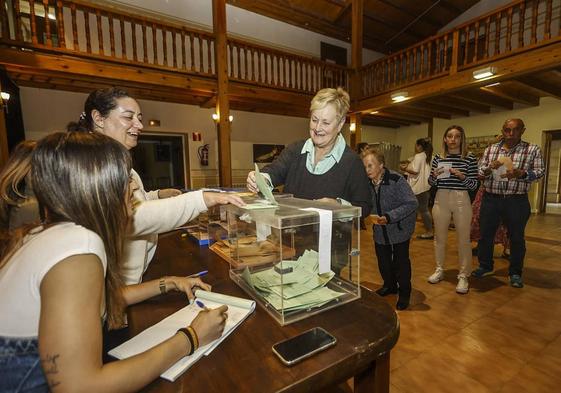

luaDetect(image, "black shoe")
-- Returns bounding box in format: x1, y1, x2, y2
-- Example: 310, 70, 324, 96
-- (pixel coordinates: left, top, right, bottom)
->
396, 297, 410, 310
376, 287, 398, 297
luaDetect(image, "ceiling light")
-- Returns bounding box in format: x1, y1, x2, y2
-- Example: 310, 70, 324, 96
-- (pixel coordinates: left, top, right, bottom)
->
391, 91, 408, 102
0, 92, 10, 101
148, 119, 160, 127
370, 111, 379, 114
228, 115, 233, 122
484, 82, 501, 87
349, 122, 356, 132
473, 66, 497, 80
212, 113, 219, 121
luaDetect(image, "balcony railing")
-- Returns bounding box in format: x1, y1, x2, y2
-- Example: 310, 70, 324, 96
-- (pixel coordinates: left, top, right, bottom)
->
361, 0, 561, 98
0, 0, 348, 94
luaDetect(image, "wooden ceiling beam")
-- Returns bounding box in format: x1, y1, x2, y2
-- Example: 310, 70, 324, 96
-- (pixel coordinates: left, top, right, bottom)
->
480, 85, 540, 107
367, 113, 415, 125
406, 101, 470, 117
452, 90, 514, 110
428, 95, 491, 113
362, 117, 401, 128
383, 105, 451, 120
516, 75, 561, 100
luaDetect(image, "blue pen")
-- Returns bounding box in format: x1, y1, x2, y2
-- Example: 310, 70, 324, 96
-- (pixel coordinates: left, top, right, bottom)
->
188, 270, 208, 278
195, 300, 208, 310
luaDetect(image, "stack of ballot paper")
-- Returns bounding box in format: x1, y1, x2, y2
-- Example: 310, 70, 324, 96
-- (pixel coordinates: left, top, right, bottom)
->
108, 290, 255, 382
241, 250, 344, 312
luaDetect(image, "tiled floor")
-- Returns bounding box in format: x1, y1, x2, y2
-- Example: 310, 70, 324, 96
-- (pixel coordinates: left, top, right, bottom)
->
359, 213, 561, 393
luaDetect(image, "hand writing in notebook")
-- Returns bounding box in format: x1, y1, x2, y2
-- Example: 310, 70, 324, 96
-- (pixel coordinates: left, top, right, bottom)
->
190, 304, 229, 348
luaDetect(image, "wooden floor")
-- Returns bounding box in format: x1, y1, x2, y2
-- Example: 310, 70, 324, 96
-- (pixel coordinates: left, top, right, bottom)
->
359, 213, 561, 393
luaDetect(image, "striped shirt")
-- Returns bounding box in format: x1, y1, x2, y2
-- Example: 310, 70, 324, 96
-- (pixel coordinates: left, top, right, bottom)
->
428, 153, 478, 191
479, 140, 544, 195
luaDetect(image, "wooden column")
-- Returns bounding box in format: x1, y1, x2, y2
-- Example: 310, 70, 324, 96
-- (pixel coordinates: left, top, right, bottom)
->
350, 0, 363, 150
350, 112, 362, 150
213, 0, 231, 187
0, 78, 8, 168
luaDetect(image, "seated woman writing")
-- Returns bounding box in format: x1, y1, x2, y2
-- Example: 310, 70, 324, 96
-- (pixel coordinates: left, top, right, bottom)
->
0, 132, 228, 392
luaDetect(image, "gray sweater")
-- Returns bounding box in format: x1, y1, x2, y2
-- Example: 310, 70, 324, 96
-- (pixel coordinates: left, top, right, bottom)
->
370, 169, 418, 245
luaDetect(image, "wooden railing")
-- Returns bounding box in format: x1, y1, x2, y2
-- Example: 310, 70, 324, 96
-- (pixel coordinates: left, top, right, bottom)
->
361, 0, 561, 98
0, 0, 348, 95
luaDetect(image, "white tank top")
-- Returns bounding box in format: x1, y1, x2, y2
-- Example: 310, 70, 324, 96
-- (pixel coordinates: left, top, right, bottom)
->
0, 222, 106, 337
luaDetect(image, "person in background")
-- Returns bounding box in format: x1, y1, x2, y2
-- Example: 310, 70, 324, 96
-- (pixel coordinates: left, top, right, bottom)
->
401, 138, 434, 239
246, 87, 371, 275
362, 148, 417, 310
68, 88, 244, 286
0, 132, 228, 392
0, 140, 40, 230
472, 118, 544, 288
427, 125, 478, 294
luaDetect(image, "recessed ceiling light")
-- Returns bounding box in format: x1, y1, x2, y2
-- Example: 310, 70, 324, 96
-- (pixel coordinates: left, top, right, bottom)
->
391, 91, 408, 102
473, 66, 497, 80
370, 111, 379, 114
484, 82, 501, 87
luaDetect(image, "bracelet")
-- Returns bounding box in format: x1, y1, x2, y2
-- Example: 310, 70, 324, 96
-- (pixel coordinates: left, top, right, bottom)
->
177, 328, 195, 356
186, 325, 199, 351
159, 278, 166, 295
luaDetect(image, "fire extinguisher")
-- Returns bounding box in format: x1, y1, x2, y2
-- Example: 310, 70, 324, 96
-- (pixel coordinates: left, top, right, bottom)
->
198, 144, 209, 166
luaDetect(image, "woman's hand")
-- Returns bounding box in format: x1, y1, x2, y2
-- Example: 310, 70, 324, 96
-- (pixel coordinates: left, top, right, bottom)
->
190, 305, 229, 347
431, 167, 444, 177
167, 277, 211, 301
203, 192, 246, 208
158, 188, 182, 199
449, 168, 466, 180
246, 171, 258, 193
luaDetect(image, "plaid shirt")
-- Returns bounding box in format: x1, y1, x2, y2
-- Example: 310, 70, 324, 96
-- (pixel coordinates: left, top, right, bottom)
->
479, 140, 544, 195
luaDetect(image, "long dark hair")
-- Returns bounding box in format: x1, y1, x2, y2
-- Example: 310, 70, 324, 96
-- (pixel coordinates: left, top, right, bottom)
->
415, 138, 433, 164
0, 132, 131, 328
0, 141, 37, 229
67, 87, 131, 132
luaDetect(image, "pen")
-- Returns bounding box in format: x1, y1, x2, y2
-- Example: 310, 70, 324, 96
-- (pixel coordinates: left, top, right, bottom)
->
188, 270, 208, 278
195, 300, 208, 310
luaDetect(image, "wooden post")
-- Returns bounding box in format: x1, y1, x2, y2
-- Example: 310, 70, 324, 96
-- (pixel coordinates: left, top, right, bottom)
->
0, 78, 9, 168
350, 0, 363, 150
213, 0, 231, 187
350, 112, 362, 151
450, 30, 460, 74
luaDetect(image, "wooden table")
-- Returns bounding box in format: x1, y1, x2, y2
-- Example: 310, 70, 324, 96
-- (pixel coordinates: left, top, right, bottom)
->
127, 231, 399, 393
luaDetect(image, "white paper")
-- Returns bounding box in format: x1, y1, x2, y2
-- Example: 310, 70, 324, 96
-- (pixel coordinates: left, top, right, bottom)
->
301, 208, 333, 274
493, 165, 508, 181
256, 222, 271, 241
437, 162, 452, 179
108, 290, 255, 382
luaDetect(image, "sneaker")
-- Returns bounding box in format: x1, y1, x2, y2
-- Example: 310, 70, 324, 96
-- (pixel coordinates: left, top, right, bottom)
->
510, 274, 524, 288
428, 269, 444, 284
417, 232, 434, 240
471, 266, 494, 278
456, 277, 469, 294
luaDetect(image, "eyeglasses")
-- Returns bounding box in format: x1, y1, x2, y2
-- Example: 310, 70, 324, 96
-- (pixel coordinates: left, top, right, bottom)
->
503, 127, 523, 133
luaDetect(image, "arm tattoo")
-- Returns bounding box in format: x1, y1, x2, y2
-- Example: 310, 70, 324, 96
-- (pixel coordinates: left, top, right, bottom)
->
41, 353, 61, 389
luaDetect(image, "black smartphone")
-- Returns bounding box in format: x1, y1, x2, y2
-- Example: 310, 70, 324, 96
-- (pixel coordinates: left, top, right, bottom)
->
272, 327, 337, 366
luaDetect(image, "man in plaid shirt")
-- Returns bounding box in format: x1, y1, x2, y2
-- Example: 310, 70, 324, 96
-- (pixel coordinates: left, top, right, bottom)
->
472, 118, 544, 288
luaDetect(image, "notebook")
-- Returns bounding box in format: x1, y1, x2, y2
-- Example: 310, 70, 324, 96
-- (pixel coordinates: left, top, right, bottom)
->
108, 290, 256, 382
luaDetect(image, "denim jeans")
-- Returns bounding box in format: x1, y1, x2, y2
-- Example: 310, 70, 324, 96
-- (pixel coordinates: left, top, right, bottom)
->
0, 336, 48, 393
477, 193, 531, 276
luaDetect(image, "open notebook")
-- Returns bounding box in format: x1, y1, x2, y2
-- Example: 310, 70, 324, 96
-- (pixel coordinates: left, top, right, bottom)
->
108, 290, 256, 382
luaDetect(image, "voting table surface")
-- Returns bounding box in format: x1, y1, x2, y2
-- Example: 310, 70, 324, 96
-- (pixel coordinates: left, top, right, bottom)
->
127, 231, 399, 393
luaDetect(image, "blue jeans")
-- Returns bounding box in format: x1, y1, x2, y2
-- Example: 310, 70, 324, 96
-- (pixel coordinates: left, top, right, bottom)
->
477, 193, 531, 276
0, 336, 48, 393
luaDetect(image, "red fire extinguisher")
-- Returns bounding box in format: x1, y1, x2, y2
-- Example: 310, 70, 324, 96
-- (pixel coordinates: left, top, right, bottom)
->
198, 144, 209, 166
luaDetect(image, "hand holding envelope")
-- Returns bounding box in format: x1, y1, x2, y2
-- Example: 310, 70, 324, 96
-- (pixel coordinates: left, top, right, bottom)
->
365, 214, 388, 226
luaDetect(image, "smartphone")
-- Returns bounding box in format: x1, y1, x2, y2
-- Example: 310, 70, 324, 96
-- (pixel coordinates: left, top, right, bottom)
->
272, 327, 337, 366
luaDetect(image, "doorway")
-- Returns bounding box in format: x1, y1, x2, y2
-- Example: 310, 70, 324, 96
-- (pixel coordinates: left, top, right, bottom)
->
539, 129, 561, 214
130, 133, 189, 191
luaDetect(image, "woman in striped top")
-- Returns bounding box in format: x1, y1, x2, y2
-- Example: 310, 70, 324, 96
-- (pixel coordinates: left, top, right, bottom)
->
427, 125, 478, 294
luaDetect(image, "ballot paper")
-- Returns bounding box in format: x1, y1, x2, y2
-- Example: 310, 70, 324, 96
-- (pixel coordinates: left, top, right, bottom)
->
437, 162, 452, 179
108, 290, 255, 382
254, 163, 277, 205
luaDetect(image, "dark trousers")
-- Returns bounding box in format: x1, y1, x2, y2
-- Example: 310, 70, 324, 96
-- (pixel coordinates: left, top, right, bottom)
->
375, 240, 412, 298
477, 193, 531, 276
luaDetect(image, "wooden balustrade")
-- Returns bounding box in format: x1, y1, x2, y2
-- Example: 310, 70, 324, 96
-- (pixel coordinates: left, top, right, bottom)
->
361, 0, 561, 99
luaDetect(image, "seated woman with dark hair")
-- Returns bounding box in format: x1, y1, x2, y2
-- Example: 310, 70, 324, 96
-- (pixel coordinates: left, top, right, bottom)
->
0, 132, 228, 392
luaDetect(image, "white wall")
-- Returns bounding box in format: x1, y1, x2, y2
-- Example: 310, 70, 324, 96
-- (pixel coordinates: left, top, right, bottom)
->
105, 0, 384, 65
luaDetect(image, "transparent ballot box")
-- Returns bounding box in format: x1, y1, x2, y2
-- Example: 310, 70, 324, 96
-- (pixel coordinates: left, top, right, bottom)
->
225, 197, 361, 325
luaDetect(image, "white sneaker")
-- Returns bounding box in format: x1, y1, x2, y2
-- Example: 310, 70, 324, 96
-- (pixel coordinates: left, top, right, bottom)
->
456, 276, 469, 294
428, 269, 444, 284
